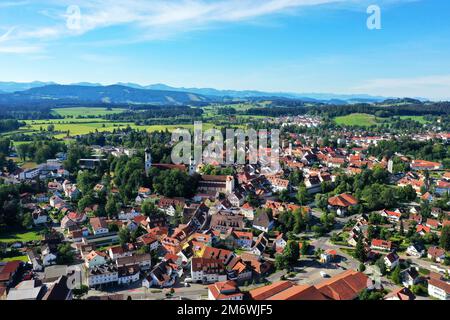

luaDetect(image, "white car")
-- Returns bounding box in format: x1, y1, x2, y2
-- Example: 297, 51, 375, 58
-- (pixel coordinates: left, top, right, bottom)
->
320, 271, 329, 278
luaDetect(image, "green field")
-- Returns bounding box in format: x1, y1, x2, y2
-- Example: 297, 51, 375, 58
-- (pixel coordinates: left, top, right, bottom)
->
334, 113, 378, 127
51, 107, 127, 117
0, 255, 29, 263
334, 113, 431, 127
398, 116, 429, 124
17, 121, 219, 139
0, 229, 43, 243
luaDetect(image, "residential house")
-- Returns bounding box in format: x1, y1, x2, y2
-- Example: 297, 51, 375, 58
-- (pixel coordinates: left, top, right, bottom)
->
273, 233, 287, 254
143, 260, 178, 288
384, 252, 400, 271
320, 249, 337, 264
87, 264, 118, 287
370, 239, 393, 252
384, 287, 415, 300
191, 258, 227, 284
251, 233, 269, 256
42, 275, 73, 300
253, 211, 274, 233
85, 251, 108, 269
380, 209, 401, 223
406, 243, 425, 258
116, 253, 152, 271
117, 265, 140, 285
232, 231, 253, 249
208, 280, 244, 300
401, 267, 421, 287
428, 276, 450, 300
0, 261, 22, 287
90, 217, 109, 235
240, 203, 255, 220
428, 247, 446, 263
327, 193, 358, 216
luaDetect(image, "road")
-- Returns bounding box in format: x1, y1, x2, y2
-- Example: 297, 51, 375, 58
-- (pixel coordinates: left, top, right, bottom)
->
85, 280, 208, 300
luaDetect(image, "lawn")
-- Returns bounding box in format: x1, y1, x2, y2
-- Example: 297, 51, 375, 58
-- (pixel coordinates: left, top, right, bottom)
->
0, 255, 29, 263
0, 229, 43, 243
334, 113, 378, 127
51, 107, 127, 117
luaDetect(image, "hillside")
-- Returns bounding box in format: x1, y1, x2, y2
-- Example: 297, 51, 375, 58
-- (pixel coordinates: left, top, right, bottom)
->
0, 84, 210, 106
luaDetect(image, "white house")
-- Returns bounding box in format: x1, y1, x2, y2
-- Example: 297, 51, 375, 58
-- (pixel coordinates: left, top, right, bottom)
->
428, 277, 450, 300
89, 217, 109, 236
191, 258, 227, 284
384, 252, 400, 271
117, 265, 140, 285
118, 209, 140, 221
406, 244, 425, 258
401, 267, 420, 287
87, 265, 119, 287
32, 210, 48, 225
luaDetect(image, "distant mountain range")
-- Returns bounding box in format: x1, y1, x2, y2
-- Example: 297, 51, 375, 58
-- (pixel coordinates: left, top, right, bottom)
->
0, 84, 210, 106
0, 81, 405, 105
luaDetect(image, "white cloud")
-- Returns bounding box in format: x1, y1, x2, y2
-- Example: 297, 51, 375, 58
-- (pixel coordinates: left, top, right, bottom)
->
353, 75, 450, 100
2, 0, 345, 44
0, 45, 42, 54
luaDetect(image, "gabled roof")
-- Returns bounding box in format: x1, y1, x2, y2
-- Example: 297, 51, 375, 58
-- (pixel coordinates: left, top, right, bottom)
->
328, 193, 358, 207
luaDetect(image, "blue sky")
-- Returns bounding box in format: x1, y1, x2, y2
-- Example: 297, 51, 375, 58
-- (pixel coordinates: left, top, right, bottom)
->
0, 0, 450, 100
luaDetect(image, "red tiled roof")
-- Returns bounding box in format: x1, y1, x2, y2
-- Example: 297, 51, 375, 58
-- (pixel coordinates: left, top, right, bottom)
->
328, 193, 358, 207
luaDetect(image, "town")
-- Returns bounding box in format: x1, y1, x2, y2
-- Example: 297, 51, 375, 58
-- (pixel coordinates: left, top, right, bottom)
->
0, 101, 449, 301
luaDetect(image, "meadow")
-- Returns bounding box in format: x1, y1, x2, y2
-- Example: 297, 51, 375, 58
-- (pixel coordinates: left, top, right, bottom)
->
51, 107, 127, 117
334, 113, 378, 127
333, 113, 430, 127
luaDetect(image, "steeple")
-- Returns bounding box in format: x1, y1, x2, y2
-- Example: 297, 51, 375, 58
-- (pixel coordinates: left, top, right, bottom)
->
145, 148, 152, 175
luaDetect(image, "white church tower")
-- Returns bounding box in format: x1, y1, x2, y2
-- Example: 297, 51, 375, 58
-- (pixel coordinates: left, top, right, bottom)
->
145, 148, 152, 176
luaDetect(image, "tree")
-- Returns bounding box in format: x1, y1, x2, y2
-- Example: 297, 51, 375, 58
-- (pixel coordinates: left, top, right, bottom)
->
105, 195, 120, 218
359, 263, 366, 272
300, 240, 309, 256
375, 257, 387, 275
315, 194, 328, 212
22, 212, 33, 229
391, 265, 402, 285
142, 200, 161, 217
440, 225, 450, 251
355, 237, 367, 262
284, 240, 300, 264
119, 228, 131, 246
358, 289, 383, 300
57, 243, 74, 264
275, 254, 289, 270
296, 184, 309, 205
78, 192, 95, 212
47, 124, 55, 132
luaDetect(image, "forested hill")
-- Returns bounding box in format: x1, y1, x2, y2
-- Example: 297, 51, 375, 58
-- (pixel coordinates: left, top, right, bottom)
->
0, 84, 210, 106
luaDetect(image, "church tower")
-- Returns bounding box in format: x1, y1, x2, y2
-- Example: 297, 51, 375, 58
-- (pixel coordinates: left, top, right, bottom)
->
145, 148, 152, 176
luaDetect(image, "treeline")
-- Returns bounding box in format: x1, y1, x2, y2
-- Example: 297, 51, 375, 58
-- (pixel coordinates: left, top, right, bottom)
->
308, 102, 450, 118
368, 138, 449, 164
106, 105, 203, 121
16, 140, 67, 164
245, 106, 308, 117
0, 119, 23, 132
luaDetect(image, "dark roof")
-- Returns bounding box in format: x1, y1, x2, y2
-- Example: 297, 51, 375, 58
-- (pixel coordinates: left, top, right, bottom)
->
42, 276, 71, 300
